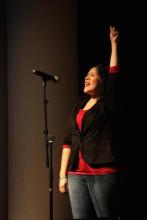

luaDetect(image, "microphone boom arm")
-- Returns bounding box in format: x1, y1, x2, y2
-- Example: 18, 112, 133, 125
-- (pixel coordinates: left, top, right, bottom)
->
33, 69, 59, 82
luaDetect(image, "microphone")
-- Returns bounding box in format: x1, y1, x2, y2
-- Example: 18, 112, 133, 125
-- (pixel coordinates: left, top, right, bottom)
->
33, 69, 59, 82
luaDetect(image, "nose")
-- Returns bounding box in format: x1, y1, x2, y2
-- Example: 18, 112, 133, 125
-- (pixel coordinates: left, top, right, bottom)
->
85, 75, 89, 80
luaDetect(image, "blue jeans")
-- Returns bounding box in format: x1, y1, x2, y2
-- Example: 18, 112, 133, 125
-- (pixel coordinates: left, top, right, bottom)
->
68, 173, 124, 219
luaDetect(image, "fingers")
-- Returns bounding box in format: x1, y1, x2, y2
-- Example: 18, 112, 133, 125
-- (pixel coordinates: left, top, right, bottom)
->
110, 26, 119, 35
59, 178, 68, 194
59, 185, 66, 193
110, 26, 113, 31
110, 26, 117, 31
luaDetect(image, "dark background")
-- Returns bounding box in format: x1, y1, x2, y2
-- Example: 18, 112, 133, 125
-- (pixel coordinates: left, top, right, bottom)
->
77, 1, 147, 218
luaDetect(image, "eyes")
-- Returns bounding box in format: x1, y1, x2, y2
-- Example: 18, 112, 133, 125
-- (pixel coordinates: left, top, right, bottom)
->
85, 73, 98, 79
85, 67, 100, 80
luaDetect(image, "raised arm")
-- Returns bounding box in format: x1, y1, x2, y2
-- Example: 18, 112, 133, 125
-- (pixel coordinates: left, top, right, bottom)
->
109, 26, 119, 67
108, 26, 121, 112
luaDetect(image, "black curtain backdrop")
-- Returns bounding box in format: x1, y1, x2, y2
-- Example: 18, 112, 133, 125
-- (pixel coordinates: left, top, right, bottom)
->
77, 1, 147, 219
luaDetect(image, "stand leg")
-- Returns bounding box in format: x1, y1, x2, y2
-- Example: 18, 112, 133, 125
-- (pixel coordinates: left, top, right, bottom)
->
48, 135, 55, 220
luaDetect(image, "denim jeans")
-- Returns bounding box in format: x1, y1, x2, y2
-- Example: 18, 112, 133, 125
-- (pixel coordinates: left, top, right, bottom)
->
68, 173, 124, 219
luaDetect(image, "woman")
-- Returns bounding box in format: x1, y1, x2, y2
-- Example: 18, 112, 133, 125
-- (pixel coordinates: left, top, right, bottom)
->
59, 26, 124, 219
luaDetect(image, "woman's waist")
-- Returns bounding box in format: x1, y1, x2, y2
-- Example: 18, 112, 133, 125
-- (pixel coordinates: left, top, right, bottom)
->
68, 151, 123, 174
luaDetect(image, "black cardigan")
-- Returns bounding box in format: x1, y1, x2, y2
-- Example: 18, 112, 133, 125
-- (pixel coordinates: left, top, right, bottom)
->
63, 72, 123, 171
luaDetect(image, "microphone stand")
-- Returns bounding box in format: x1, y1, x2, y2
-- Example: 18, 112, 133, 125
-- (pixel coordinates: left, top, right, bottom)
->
41, 78, 55, 220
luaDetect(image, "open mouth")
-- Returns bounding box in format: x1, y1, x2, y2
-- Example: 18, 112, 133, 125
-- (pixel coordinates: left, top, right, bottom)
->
85, 82, 91, 87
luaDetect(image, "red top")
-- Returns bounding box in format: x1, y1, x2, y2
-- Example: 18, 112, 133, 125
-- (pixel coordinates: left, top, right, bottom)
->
63, 66, 122, 175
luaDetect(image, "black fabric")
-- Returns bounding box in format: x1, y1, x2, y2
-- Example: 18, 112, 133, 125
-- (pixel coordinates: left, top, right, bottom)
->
63, 72, 123, 171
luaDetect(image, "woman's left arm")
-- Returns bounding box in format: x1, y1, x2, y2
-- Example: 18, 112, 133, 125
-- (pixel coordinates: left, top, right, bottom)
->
108, 26, 121, 113
109, 26, 119, 67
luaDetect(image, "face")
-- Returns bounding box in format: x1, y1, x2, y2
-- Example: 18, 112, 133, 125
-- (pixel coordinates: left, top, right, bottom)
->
83, 67, 101, 97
